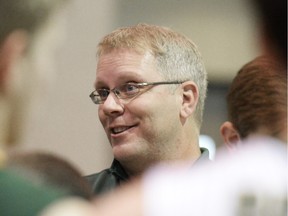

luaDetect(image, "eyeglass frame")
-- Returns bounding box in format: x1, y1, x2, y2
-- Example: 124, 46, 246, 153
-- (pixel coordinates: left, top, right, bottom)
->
89, 80, 186, 104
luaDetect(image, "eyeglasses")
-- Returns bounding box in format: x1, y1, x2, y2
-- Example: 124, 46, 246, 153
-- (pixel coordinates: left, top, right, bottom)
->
89, 81, 185, 104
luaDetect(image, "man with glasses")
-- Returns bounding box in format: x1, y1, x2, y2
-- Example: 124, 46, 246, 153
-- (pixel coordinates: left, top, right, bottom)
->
86, 23, 209, 195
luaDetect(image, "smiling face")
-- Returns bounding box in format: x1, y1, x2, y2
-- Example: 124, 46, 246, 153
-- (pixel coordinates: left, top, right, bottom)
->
95, 49, 185, 174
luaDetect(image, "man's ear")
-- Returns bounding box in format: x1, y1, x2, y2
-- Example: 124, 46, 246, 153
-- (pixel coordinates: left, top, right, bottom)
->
220, 121, 241, 150
0, 30, 27, 93
180, 81, 199, 119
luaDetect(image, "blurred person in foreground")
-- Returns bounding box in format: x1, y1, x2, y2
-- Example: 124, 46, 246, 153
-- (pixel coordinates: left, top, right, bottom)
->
86, 23, 209, 195
7, 151, 94, 200
0, 0, 94, 215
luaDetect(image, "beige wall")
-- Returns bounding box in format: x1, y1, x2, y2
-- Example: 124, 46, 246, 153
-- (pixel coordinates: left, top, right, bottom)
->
20, 0, 261, 175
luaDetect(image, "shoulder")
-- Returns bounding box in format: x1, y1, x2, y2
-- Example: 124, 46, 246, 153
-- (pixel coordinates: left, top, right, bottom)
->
85, 169, 111, 183
85, 160, 129, 196
85, 168, 115, 192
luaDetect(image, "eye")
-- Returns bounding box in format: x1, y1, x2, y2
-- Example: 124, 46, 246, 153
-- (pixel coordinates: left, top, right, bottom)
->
124, 83, 139, 93
97, 89, 110, 99
117, 83, 140, 97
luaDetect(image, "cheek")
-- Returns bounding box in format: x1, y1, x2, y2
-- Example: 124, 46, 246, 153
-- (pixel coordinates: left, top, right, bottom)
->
146, 99, 181, 134
133, 92, 178, 122
97, 107, 106, 125
133, 100, 167, 133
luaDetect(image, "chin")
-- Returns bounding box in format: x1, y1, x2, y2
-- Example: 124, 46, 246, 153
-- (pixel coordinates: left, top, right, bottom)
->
113, 145, 139, 162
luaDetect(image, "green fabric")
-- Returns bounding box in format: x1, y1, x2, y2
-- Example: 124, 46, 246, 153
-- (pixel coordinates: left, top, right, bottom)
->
0, 169, 65, 216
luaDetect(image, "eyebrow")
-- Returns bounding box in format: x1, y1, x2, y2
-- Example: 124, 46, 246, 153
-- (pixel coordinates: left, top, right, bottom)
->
95, 73, 145, 89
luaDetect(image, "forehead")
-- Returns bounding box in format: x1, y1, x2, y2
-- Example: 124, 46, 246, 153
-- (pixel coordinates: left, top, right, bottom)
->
95, 49, 161, 86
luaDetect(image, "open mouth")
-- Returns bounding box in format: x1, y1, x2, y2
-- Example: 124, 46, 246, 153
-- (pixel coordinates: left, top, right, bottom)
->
111, 126, 134, 134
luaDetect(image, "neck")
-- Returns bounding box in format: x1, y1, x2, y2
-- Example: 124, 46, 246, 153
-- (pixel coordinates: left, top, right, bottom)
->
121, 144, 202, 177
121, 159, 156, 177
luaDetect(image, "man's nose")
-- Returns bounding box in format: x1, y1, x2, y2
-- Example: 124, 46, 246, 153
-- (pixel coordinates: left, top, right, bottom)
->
101, 92, 124, 116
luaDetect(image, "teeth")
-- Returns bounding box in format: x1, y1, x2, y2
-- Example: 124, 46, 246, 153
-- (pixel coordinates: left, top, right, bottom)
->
112, 126, 130, 134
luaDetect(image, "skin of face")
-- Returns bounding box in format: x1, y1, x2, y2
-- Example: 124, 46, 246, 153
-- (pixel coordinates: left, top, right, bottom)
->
95, 49, 186, 175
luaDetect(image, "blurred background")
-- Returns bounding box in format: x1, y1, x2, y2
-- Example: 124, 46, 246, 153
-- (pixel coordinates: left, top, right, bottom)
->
19, 0, 261, 175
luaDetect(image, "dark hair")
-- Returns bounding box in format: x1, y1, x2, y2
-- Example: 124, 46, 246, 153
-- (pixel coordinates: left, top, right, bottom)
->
7, 151, 93, 200
227, 56, 287, 139
252, 0, 287, 66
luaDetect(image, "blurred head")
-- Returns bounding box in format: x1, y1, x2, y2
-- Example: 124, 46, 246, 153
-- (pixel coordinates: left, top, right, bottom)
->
220, 56, 287, 147
7, 151, 93, 200
0, 0, 67, 46
251, 0, 287, 68
92, 24, 207, 175
0, 0, 68, 147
